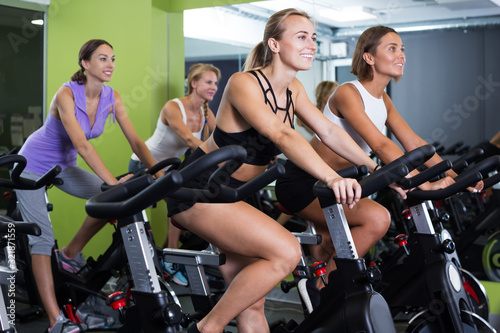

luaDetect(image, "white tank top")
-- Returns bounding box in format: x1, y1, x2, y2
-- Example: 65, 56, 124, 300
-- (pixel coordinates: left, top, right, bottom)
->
319, 80, 387, 154
131, 98, 204, 161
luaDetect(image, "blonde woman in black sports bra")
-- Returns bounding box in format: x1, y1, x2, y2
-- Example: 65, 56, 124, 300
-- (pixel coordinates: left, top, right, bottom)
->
167, 8, 391, 333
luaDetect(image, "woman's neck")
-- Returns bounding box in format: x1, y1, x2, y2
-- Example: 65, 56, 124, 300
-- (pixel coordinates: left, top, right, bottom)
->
359, 76, 390, 99
84, 76, 104, 100
261, 63, 296, 93
185, 93, 205, 110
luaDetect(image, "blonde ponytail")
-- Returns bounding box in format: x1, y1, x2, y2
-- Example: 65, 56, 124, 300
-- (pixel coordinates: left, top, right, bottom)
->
202, 100, 210, 141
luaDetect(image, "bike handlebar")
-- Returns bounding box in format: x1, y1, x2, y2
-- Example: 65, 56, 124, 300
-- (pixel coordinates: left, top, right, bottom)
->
407, 172, 482, 201
382, 144, 436, 175
0, 216, 41, 236
454, 155, 500, 183
0, 154, 62, 190
314, 163, 408, 201
399, 160, 453, 189
86, 146, 285, 218
452, 148, 483, 171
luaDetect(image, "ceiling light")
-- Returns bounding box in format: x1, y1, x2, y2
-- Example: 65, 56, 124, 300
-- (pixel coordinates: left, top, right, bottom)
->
490, 0, 500, 7
31, 19, 44, 25
320, 6, 377, 23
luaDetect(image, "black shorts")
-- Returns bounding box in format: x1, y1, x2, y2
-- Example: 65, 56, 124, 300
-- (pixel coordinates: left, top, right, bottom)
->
275, 160, 317, 214
167, 148, 245, 218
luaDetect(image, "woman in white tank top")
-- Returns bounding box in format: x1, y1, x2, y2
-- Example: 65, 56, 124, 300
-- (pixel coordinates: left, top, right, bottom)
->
128, 63, 220, 285
277, 26, 481, 308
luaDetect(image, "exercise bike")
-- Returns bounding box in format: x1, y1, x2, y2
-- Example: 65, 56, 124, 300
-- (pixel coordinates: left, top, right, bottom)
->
85, 145, 285, 332
273, 144, 450, 332
0, 153, 61, 332
375, 155, 500, 332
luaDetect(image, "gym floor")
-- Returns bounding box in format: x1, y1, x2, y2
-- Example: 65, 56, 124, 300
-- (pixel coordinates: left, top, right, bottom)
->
13, 285, 305, 333
13, 280, 500, 332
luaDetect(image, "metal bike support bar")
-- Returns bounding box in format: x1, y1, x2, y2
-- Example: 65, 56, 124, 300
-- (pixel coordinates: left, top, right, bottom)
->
122, 222, 161, 293
314, 161, 409, 260
163, 246, 225, 297
322, 202, 358, 259
292, 221, 321, 246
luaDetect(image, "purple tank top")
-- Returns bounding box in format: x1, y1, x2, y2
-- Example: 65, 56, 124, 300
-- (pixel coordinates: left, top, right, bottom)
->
19, 81, 116, 174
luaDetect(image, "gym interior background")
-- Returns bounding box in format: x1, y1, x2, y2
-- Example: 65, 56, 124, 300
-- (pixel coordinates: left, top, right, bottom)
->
1, 0, 500, 326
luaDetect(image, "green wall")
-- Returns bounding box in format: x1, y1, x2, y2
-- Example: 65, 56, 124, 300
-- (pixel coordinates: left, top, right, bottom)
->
44, 0, 257, 258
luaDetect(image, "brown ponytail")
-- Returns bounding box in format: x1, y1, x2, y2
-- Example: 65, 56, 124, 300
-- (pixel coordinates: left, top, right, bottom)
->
71, 68, 86, 84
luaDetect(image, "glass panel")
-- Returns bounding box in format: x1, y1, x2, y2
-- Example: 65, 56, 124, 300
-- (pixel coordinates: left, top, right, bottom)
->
0, 4, 45, 211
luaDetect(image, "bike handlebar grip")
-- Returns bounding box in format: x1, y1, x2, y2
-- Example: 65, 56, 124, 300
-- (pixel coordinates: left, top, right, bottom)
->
171, 163, 285, 203
313, 163, 408, 201
454, 155, 500, 183
33, 165, 63, 188
0, 217, 41, 236
452, 148, 484, 169
382, 144, 436, 175
441, 141, 464, 155
451, 160, 468, 174
358, 165, 369, 177
147, 157, 182, 174
6, 154, 28, 184
215, 163, 285, 202
336, 165, 360, 179
399, 160, 453, 189
358, 163, 409, 198
5, 153, 62, 189
180, 146, 247, 184
86, 174, 156, 218
483, 171, 500, 189
86, 171, 183, 219
407, 172, 483, 201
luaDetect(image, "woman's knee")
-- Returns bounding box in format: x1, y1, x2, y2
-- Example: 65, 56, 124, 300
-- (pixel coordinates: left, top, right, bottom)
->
368, 205, 391, 236
279, 236, 302, 273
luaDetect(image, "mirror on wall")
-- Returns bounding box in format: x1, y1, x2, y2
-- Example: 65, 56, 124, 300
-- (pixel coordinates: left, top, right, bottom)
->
0, 4, 45, 212
0, 4, 45, 153
183, 0, 500, 112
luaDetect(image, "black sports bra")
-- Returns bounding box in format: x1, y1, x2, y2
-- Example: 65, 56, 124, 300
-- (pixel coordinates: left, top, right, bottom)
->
213, 69, 295, 166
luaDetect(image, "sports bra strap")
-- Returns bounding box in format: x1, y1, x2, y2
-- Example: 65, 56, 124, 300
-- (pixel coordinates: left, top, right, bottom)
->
249, 69, 294, 128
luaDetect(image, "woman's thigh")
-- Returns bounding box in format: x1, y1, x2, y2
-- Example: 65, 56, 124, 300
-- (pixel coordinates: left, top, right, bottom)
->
172, 201, 300, 260
55, 166, 103, 199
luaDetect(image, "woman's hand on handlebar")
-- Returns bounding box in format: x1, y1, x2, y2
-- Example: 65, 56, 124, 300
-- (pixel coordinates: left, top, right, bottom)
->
467, 180, 484, 193
115, 173, 134, 185
389, 182, 408, 200
418, 176, 455, 191
325, 176, 362, 209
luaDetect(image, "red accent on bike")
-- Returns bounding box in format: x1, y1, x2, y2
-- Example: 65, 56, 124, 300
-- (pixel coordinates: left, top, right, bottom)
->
463, 280, 479, 304
402, 209, 412, 220
434, 200, 444, 209
311, 261, 327, 277
64, 304, 82, 323
106, 291, 127, 310
394, 234, 408, 247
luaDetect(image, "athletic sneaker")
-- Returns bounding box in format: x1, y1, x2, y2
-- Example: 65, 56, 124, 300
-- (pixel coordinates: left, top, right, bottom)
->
161, 261, 189, 286
60, 247, 87, 274
297, 277, 321, 315
48, 312, 87, 333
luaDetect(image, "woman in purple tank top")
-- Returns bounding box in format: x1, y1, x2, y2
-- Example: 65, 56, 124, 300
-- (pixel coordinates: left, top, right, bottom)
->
16, 39, 158, 333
